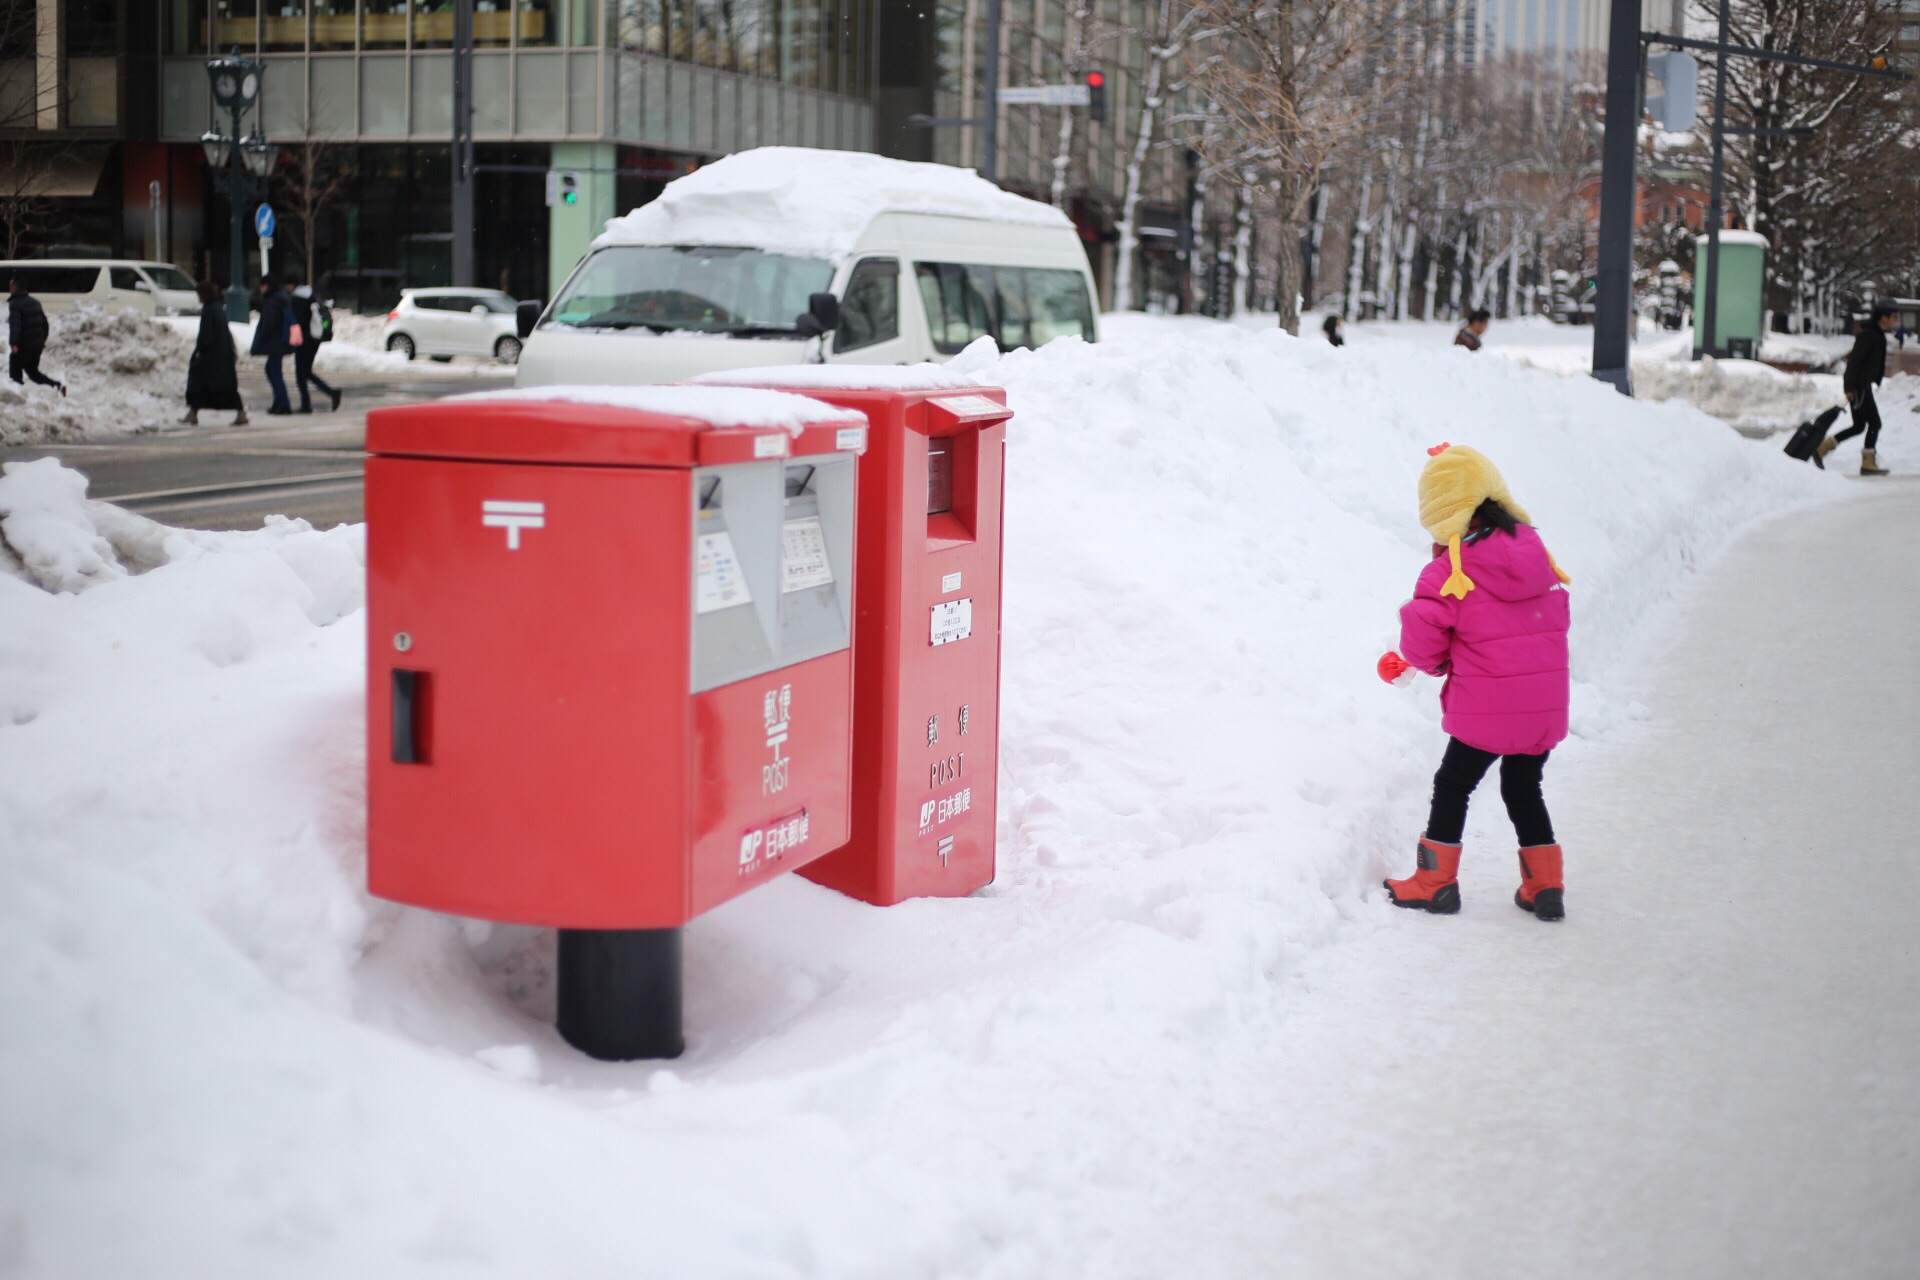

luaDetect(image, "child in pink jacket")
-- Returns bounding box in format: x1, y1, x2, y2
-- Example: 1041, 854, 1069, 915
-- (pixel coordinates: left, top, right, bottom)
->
1379, 444, 1572, 921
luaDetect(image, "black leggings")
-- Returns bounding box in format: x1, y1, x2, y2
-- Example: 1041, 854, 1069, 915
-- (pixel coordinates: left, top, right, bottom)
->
1832, 388, 1882, 450
1425, 737, 1555, 847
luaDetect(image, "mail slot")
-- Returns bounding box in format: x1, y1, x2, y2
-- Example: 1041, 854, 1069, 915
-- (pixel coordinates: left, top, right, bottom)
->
363, 388, 866, 1059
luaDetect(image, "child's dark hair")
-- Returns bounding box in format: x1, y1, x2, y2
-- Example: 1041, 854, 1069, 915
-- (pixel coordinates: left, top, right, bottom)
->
1474, 497, 1521, 535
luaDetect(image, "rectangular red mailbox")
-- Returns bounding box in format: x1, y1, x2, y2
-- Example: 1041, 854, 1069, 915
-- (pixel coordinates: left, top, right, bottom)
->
364, 389, 867, 1058
707, 382, 1013, 906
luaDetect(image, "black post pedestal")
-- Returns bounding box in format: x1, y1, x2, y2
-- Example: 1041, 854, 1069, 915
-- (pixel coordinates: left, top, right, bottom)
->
556, 927, 684, 1061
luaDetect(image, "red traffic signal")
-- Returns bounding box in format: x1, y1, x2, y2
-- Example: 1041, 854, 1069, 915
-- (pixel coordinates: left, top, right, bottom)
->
1085, 69, 1106, 124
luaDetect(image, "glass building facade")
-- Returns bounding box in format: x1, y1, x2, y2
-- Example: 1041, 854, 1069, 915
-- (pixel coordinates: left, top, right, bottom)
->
0, 0, 879, 307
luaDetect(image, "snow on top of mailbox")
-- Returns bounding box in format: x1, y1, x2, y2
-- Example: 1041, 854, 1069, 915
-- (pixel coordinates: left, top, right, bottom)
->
593, 147, 1073, 261
453, 384, 865, 436
690, 363, 985, 393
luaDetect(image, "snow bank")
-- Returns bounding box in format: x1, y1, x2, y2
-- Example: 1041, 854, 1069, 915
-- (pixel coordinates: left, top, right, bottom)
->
594, 147, 1072, 262
0, 318, 1844, 1277
454, 384, 866, 433
0, 308, 194, 445
1630, 354, 1843, 432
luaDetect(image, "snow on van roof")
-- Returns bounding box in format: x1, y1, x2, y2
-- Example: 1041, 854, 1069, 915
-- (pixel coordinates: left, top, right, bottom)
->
593, 147, 1073, 262
1698, 229, 1769, 249
453, 384, 865, 435
690, 363, 984, 393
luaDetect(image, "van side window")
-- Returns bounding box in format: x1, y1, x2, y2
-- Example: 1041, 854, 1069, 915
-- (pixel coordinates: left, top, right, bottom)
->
5, 266, 101, 294
916, 262, 1094, 354
836, 258, 899, 353
915, 262, 996, 354
110, 267, 144, 290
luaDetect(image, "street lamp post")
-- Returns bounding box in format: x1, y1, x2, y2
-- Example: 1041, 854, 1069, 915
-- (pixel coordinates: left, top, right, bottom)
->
202, 52, 275, 324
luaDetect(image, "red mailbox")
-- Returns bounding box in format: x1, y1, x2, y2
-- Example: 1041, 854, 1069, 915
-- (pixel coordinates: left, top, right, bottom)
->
364, 388, 867, 1058
700, 378, 1013, 905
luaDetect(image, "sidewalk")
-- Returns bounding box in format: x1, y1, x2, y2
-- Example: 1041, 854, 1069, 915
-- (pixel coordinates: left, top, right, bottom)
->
1151, 483, 1920, 1280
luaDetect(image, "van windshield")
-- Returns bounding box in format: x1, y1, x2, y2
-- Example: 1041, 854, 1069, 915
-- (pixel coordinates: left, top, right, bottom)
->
142, 265, 198, 291
547, 245, 833, 336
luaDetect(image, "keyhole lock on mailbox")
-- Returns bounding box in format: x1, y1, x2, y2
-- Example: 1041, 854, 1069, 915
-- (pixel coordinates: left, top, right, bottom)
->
364, 390, 866, 1061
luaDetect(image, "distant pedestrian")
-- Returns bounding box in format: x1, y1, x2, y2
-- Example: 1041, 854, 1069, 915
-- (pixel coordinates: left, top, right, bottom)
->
1377, 443, 1573, 921
182, 280, 248, 427
249, 274, 294, 415
1453, 308, 1491, 351
289, 279, 341, 414
1818, 304, 1896, 476
1322, 314, 1345, 347
7, 275, 66, 396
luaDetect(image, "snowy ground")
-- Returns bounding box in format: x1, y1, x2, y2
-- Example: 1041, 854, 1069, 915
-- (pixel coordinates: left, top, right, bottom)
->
1272, 311, 1847, 434
4, 315, 1902, 1278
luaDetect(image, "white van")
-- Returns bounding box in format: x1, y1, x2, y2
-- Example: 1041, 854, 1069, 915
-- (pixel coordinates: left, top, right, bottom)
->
514, 148, 1098, 388
0, 260, 202, 316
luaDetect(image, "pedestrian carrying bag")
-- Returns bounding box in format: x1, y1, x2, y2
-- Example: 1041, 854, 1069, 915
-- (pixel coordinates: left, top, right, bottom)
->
313, 298, 334, 343
1783, 405, 1844, 464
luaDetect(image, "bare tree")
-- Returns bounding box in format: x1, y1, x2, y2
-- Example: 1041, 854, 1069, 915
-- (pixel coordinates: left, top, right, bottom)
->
272, 95, 356, 285
0, 1, 74, 259
1193, 0, 1416, 334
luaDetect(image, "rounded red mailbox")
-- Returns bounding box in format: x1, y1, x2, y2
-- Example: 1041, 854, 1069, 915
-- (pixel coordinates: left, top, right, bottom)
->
365, 387, 867, 1059
698, 373, 1012, 906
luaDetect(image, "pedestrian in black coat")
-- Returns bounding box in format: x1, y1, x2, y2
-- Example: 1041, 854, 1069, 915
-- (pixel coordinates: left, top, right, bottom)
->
1820, 305, 1896, 475
183, 280, 249, 426
249, 275, 295, 414
7, 276, 66, 395
289, 281, 341, 413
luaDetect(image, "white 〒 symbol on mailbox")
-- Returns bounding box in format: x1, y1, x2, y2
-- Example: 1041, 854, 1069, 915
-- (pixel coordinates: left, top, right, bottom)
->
481, 500, 545, 550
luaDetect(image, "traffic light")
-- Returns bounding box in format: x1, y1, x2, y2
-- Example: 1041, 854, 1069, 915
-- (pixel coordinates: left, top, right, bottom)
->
544, 169, 582, 207
1085, 69, 1106, 125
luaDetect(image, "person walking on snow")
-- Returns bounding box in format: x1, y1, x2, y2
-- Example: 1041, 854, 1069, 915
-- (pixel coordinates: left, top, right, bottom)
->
288, 279, 341, 414
182, 279, 248, 427
249, 274, 295, 415
1817, 303, 1896, 476
1378, 443, 1573, 921
7, 275, 66, 396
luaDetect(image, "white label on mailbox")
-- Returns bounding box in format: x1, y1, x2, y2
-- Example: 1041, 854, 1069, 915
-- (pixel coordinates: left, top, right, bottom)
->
781, 516, 834, 593
695, 530, 752, 614
754, 435, 789, 458
934, 394, 1005, 419
931, 597, 973, 647
942, 572, 963, 594
835, 426, 868, 452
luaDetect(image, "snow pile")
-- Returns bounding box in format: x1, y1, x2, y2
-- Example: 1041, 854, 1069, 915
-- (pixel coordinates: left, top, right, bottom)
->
1630, 353, 1843, 432
455, 384, 867, 434
595, 147, 1073, 261
0, 307, 195, 445
0, 318, 1844, 1276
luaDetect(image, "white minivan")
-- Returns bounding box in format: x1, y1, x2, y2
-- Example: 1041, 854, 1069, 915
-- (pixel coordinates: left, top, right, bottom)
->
0, 260, 201, 315
514, 148, 1098, 388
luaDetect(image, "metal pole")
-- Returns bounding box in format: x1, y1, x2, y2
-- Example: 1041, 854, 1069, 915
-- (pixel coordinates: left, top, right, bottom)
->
1590, 0, 1642, 395
451, 0, 475, 286
225, 100, 249, 324
980, 0, 1000, 182
557, 927, 684, 1060
1700, 0, 1730, 358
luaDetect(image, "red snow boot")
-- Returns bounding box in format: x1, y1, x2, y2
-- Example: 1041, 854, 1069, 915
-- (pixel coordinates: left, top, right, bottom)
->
1514, 844, 1565, 922
1385, 838, 1462, 914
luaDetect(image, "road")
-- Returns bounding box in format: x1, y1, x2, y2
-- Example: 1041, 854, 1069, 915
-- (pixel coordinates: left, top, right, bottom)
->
0, 373, 485, 531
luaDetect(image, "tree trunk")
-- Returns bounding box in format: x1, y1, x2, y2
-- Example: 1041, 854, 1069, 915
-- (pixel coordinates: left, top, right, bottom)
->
1273, 173, 1311, 335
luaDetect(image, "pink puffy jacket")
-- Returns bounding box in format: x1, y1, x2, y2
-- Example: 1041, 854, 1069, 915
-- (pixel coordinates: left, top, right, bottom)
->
1399, 524, 1570, 756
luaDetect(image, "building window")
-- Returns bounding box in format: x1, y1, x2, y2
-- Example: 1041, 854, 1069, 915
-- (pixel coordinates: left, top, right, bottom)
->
264, 0, 307, 51
363, 0, 406, 50
212, 0, 260, 50
312, 0, 355, 49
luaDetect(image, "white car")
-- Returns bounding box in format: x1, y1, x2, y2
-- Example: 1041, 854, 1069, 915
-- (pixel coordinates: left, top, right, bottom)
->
381, 288, 523, 363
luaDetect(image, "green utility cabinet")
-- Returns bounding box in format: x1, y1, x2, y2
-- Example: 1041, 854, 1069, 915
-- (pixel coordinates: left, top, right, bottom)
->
1693, 231, 1768, 359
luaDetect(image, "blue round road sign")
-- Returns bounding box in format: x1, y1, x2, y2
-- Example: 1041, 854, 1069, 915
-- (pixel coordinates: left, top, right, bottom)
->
254, 205, 276, 238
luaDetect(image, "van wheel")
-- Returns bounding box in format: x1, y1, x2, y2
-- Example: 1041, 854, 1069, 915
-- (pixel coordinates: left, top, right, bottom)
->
386, 333, 415, 360
494, 336, 522, 365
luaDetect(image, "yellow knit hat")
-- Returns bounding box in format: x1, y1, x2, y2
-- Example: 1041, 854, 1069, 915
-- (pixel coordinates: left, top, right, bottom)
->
1418, 443, 1571, 600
